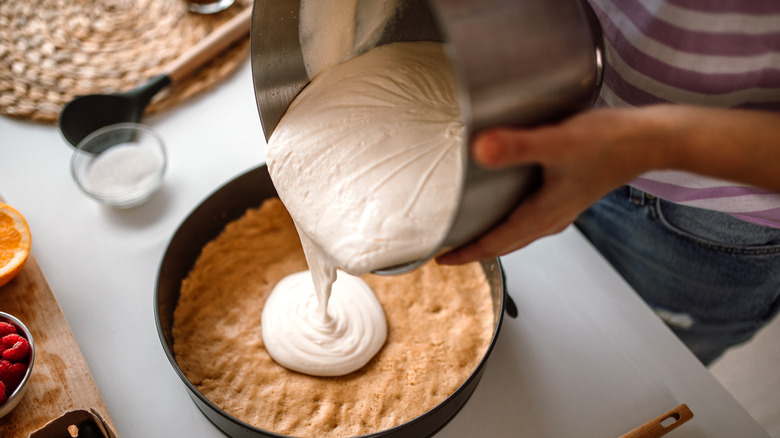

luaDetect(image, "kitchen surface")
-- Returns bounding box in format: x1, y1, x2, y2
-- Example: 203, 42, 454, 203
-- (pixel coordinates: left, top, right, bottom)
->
1, 55, 776, 436
710, 312, 780, 437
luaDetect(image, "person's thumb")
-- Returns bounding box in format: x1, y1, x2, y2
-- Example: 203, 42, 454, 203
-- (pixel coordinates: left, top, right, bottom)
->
472, 128, 540, 168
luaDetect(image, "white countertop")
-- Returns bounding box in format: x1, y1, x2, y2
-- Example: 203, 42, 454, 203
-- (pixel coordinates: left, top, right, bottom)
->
0, 60, 770, 438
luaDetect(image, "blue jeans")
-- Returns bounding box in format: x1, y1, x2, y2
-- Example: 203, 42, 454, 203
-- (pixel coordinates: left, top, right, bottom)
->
575, 186, 780, 366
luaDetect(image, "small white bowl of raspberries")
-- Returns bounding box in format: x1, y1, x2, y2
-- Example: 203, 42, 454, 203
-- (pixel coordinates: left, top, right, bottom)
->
0, 311, 35, 418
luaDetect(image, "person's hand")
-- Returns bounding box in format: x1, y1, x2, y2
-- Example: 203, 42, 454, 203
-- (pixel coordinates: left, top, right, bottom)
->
436, 106, 669, 265
434, 103, 780, 266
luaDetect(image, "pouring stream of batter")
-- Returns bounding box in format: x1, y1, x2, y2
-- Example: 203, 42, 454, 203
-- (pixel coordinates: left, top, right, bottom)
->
263, 41, 464, 376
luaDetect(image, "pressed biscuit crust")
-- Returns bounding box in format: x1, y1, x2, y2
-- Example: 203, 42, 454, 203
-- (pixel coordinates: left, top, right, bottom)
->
173, 198, 494, 437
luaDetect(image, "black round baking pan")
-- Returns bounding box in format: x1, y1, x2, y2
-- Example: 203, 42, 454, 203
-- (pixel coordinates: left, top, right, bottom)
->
154, 164, 515, 437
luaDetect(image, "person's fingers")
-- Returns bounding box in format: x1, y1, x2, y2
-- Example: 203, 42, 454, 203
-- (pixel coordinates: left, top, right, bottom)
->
436, 184, 572, 265
435, 238, 495, 266
435, 212, 546, 265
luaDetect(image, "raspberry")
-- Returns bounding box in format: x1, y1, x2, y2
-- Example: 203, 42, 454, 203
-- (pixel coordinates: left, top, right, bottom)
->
0, 322, 15, 337
0, 334, 29, 362
0, 381, 5, 404
0, 359, 26, 394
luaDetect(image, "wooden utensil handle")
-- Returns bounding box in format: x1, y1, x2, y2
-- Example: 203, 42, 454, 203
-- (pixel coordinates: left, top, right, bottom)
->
620, 404, 694, 438
166, 6, 252, 82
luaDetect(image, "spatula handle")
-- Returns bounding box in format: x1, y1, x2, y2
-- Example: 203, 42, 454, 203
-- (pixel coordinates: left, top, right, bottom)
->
165, 6, 252, 82
620, 404, 694, 438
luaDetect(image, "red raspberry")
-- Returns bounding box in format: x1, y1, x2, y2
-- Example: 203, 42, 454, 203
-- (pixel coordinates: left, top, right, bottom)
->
0, 334, 29, 362
0, 381, 6, 404
0, 359, 26, 394
0, 322, 15, 337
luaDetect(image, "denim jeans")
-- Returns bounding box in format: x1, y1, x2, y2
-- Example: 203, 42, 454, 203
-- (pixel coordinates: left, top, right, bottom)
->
575, 186, 780, 366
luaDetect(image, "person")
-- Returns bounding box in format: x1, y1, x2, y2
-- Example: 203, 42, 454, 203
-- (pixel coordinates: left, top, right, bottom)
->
437, 0, 780, 366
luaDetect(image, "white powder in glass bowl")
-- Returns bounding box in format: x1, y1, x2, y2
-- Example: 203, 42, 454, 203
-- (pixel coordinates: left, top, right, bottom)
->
85, 144, 163, 196
71, 123, 167, 208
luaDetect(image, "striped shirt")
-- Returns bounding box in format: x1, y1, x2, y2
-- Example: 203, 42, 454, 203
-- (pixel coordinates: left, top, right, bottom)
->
586, 0, 780, 228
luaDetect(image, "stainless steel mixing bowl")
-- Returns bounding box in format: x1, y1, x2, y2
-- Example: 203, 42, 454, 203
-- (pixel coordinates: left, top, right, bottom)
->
251, 0, 603, 273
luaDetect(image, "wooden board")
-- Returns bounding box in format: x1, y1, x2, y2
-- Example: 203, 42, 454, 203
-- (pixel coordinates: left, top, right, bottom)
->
0, 254, 117, 436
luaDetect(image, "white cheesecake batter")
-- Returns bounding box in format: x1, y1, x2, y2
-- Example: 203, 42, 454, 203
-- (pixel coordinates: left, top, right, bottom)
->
299, 0, 399, 78
264, 41, 463, 376
261, 270, 387, 376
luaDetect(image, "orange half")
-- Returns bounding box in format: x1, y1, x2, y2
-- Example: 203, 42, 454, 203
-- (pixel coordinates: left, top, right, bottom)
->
0, 203, 31, 288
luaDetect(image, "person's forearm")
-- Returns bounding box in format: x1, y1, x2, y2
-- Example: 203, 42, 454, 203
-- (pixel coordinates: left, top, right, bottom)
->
641, 105, 780, 192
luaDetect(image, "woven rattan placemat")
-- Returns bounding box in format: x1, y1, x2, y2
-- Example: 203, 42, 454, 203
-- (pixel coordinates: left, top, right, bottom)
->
0, 0, 251, 124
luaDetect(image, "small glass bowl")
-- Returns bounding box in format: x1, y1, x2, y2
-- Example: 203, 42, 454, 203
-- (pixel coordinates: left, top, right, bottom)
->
185, 0, 235, 14
71, 123, 167, 209
0, 311, 35, 419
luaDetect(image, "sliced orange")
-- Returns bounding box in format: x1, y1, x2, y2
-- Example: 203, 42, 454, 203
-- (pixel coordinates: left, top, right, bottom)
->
0, 203, 31, 288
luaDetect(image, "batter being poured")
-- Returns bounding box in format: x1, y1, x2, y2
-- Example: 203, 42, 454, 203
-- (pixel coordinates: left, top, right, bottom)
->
263, 41, 464, 376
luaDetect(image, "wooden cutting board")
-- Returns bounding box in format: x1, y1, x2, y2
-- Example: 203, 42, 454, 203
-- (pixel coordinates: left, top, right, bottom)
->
0, 254, 117, 436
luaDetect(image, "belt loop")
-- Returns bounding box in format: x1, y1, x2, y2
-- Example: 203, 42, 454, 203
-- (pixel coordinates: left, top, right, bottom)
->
628, 186, 646, 206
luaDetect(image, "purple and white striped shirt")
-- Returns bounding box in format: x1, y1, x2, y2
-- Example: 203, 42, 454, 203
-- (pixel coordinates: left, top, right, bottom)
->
586, 0, 780, 228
